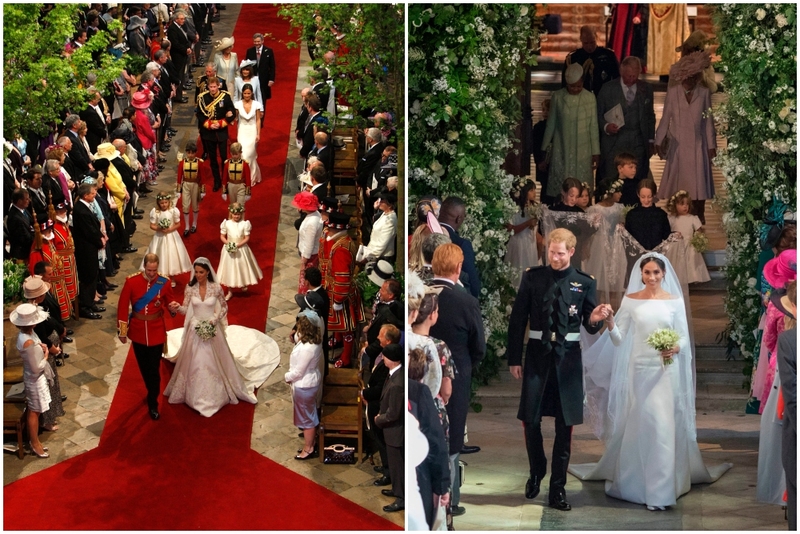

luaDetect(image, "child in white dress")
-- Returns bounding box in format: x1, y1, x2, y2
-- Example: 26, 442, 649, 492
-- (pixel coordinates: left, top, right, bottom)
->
586, 178, 626, 306
667, 190, 710, 283
217, 202, 264, 300
142, 192, 193, 286
505, 178, 540, 288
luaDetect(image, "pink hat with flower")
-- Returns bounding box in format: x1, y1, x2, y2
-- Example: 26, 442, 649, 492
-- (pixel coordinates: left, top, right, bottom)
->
291, 191, 319, 212
131, 91, 150, 110
763, 249, 797, 288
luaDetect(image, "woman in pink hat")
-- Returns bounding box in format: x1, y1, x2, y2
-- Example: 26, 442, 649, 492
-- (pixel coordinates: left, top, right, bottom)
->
131, 89, 160, 186
292, 191, 323, 294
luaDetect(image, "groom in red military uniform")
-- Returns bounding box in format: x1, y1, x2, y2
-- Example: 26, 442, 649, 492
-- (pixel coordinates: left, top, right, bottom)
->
319, 211, 364, 367
117, 253, 176, 420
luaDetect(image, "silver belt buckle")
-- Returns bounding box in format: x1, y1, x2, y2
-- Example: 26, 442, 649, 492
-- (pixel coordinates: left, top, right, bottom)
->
550, 332, 557, 342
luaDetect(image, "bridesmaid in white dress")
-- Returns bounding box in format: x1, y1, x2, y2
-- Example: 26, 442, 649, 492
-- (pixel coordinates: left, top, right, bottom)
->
571, 253, 731, 510
234, 82, 262, 186
141, 192, 192, 284
217, 203, 263, 300
505, 179, 540, 288
163, 258, 278, 417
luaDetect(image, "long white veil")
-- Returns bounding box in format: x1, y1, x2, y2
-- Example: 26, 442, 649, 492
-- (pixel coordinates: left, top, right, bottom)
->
582, 252, 697, 443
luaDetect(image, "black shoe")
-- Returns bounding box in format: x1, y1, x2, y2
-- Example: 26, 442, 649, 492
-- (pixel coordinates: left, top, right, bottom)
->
91, 305, 106, 313
106, 283, 118, 290
449, 505, 466, 516
161, 143, 171, 150
178, 97, 189, 103
157, 165, 165, 172
66, 329, 74, 335
383, 501, 404, 513
122, 246, 138, 253
380, 489, 396, 497
157, 157, 167, 163
134, 208, 145, 214
132, 214, 143, 220
549, 493, 571, 511
374, 476, 392, 487
81, 309, 102, 319
525, 476, 541, 499
56, 359, 64, 366
184, 229, 190, 237
167, 128, 178, 135
373, 465, 385, 473
149, 408, 160, 420
461, 445, 481, 454
190, 226, 197, 234
61, 395, 67, 402
61, 336, 74, 343
61, 352, 69, 358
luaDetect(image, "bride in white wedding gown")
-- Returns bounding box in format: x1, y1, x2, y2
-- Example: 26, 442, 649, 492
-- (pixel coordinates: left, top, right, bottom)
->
569, 253, 731, 510
163, 257, 279, 417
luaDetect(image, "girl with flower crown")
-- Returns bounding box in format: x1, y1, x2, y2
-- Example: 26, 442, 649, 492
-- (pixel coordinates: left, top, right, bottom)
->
141, 192, 192, 286
666, 190, 710, 284
586, 177, 627, 306
217, 202, 263, 301
504, 178, 541, 288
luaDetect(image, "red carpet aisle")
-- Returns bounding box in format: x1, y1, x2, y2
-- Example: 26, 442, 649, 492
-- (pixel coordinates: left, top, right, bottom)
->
3, 5, 399, 530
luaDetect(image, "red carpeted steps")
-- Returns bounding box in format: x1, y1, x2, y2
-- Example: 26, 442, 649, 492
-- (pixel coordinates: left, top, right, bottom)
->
3, 5, 399, 530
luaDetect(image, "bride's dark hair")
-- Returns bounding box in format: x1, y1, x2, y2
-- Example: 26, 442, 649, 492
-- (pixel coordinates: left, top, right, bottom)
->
640, 255, 666, 273
188, 260, 214, 286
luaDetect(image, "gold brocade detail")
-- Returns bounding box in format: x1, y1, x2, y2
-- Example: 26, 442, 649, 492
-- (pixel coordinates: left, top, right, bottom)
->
197, 90, 227, 119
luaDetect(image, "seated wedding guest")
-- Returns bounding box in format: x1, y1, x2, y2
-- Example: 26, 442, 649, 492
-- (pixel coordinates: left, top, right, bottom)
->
375, 343, 405, 513
625, 178, 671, 251
285, 311, 324, 460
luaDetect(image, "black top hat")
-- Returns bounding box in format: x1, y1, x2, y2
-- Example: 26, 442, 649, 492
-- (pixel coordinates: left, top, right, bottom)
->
294, 290, 326, 314
325, 211, 350, 230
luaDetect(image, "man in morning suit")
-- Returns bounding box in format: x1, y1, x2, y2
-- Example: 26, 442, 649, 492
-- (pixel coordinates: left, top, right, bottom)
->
6, 189, 34, 263
562, 25, 620, 97
507, 228, 608, 511
71, 182, 107, 319
64, 114, 92, 175
595, 56, 656, 195
428, 243, 486, 517
374, 343, 405, 513
777, 283, 797, 530
167, 10, 193, 103
118, 253, 176, 420
246, 32, 276, 127
79, 88, 109, 153
196, 76, 236, 192
357, 128, 385, 190
299, 94, 328, 160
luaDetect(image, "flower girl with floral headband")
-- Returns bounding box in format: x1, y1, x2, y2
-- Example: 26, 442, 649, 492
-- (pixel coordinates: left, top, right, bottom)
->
666, 190, 710, 284
141, 192, 192, 287
217, 202, 263, 301
504, 178, 541, 287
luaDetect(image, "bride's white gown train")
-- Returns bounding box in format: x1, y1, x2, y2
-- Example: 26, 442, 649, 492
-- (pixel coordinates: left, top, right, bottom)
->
163, 282, 279, 417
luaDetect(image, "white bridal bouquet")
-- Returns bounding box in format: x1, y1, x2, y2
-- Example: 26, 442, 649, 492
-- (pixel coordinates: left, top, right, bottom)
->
158, 218, 172, 230
195, 320, 216, 341
224, 242, 238, 255
645, 328, 680, 366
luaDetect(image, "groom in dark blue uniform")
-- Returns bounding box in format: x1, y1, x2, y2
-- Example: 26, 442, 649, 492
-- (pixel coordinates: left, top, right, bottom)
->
508, 228, 609, 511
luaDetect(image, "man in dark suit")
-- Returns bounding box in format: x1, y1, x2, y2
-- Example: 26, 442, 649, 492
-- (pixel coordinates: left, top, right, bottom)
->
299, 266, 330, 362
374, 343, 405, 513
57, 137, 80, 181
196, 76, 235, 191
428, 243, 486, 517
778, 285, 797, 530
595, 55, 656, 192
357, 128, 385, 189
6, 189, 34, 262
562, 25, 620, 96
24, 167, 49, 222
362, 277, 403, 368
309, 68, 330, 111
64, 115, 92, 175
438, 196, 481, 299
42, 160, 67, 209
245, 32, 276, 126
361, 324, 399, 486
110, 139, 140, 253
299, 94, 328, 159
71, 182, 107, 319
507, 228, 607, 511
308, 131, 333, 180
167, 10, 193, 103
79, 89, 109, 153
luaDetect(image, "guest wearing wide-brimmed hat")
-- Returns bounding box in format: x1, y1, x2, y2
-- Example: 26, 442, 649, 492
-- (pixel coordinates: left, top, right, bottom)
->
126, 15, 150, 57
293, 191, 323, 294
213, 36, 238, 88
233, 58, 262, 105
10, 303, 54, 458
130, 91, 160, 186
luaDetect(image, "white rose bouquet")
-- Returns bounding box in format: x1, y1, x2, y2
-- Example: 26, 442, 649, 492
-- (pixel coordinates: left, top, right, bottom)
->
195, 320, 216, 341
645, 328, 681, 366
158, 218, 172, 230
225, 242, 238, 255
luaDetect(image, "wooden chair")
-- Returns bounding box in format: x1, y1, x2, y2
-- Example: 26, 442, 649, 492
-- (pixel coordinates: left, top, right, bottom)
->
318, 367, 364, 463
3, 400, 27, 459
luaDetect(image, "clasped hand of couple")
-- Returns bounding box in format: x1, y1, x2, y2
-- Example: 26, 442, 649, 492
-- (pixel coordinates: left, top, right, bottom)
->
509, 303, 614, 380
